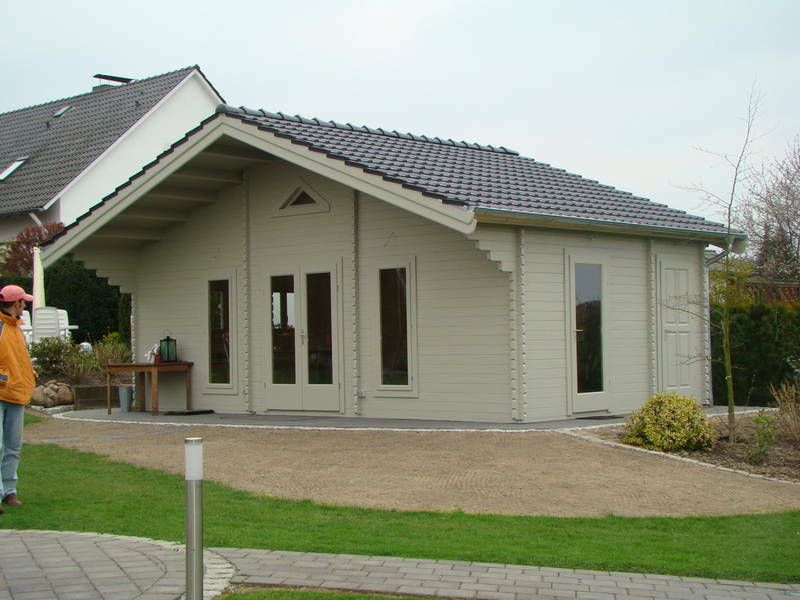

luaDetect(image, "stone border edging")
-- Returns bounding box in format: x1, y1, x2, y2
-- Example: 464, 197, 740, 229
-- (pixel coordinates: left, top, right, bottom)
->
558, 426, 800, 486
52, 411, 557, 433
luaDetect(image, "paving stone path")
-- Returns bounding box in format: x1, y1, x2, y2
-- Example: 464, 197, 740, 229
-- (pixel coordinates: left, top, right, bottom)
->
0, 530, 232, 600
1, 530, 798, 600
214, 547, 800, 600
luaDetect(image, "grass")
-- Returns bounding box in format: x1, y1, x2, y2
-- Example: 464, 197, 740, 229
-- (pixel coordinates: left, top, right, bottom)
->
4, 443, 799, 583
24, 412, 42, 426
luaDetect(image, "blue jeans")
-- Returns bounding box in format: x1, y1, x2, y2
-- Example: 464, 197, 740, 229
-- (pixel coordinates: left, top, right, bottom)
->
0, 402, 24, 498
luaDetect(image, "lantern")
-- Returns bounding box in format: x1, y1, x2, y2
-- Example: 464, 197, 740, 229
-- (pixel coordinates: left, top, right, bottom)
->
159, 335, 178, 362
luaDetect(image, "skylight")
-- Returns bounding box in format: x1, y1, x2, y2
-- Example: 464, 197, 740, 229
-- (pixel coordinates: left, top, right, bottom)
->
52, 105, 72, 118
0, 157, 28, 181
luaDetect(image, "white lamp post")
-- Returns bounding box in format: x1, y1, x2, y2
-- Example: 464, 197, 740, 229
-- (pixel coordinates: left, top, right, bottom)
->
185, 437, 203, 600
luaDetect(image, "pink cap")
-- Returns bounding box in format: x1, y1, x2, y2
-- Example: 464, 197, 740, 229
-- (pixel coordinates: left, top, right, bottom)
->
0, 285, 33, 302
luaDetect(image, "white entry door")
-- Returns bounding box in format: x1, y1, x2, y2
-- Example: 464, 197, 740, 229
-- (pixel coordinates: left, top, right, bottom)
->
266, 263, 340, 411
658, 260, 695, 396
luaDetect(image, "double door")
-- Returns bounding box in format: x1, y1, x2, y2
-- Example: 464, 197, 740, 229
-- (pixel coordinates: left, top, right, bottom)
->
266, 263, 340, 411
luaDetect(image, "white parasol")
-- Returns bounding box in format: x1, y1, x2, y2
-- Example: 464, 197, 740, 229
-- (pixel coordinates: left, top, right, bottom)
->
32, 246, 45, 309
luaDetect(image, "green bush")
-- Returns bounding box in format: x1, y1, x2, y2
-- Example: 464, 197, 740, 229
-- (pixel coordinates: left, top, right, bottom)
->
60, 350, 99, 385
746, 409, 777, 463
711, 302, 800, 405
29, 337, 75, 381
93, 332, 131, 366
42, 256, 130, 344
623, 391, 715, 452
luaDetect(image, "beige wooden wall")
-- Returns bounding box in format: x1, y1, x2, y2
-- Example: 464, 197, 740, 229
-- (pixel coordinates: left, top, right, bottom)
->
74, 156, 707, 421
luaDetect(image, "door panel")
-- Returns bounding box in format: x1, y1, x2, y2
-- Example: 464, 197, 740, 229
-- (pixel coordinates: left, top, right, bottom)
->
266, 265, 339, 411
659, 264, 694, 395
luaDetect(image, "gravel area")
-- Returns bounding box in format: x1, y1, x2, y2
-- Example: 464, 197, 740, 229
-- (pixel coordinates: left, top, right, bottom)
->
24, 415, 800, 517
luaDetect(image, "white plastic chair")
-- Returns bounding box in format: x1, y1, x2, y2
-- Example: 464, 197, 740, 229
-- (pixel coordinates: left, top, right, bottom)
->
58, 309, 79, 339
32, 307, 61, 342
20, 310, 32, 345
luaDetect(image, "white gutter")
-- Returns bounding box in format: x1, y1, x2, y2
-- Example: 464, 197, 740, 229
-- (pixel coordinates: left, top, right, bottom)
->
475, 206, 745, 247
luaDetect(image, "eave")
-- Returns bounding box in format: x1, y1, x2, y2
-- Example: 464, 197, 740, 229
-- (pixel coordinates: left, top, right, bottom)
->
475, 207, 747, 252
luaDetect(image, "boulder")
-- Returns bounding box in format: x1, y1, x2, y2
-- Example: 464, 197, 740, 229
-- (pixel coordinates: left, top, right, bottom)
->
56, 385, 74, 405
30, 386, 46, 406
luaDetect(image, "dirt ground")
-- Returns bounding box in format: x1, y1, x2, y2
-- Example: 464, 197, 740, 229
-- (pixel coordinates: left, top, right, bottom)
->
24, 415, 800, 518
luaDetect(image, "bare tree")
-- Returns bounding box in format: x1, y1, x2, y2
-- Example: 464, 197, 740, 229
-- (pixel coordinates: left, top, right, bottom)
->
686, 87, 760, 443
741, 137, 800, 280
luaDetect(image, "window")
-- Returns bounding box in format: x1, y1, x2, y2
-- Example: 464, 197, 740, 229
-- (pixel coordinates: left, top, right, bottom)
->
0, 157, 27, 181
306, 272, 333, 385
574, 263, 603, 393
271, 275, 296, 384
208, 280, 231, 384
380, 268, 409, 385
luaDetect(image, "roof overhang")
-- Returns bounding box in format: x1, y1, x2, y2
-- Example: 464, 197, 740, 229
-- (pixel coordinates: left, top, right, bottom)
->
43, 114, 477, 266
475, 207, 747, 252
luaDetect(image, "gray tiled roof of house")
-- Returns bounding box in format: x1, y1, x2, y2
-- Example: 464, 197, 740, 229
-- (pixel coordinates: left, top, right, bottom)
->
221, 105, 732, 237
0, 66, 214, 217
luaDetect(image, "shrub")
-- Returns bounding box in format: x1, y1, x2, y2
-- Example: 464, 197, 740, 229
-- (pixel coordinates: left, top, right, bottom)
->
710, 303, 800, 406
771, 381, 800, 444
623, 392, 715, 452
93, 332, 131, 367
746, 409, 777, 463
29, 337, 75, 381
60, 351, 99, 385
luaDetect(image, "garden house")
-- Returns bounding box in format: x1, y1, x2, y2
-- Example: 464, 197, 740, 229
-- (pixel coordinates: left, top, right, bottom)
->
42, 104, 745, 422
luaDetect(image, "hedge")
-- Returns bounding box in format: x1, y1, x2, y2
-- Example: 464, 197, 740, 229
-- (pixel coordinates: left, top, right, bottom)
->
0, 256, 130, 344
710, 302, 800, 405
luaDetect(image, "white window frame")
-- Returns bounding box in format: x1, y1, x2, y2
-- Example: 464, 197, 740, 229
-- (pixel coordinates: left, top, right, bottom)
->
374, 257, 419, 398
565, 252, 608, 414
205, 273, 238, 395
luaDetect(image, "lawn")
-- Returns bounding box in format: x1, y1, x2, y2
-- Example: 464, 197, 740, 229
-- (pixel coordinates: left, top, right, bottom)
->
4, 443, 799, 583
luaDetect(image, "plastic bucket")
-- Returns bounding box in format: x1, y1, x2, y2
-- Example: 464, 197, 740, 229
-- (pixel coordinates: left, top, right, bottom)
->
118, 387, 133, 412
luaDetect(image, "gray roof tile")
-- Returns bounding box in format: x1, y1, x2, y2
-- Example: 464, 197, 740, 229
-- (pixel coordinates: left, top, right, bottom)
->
0, 66, 209, 217
221, 105, 730, 236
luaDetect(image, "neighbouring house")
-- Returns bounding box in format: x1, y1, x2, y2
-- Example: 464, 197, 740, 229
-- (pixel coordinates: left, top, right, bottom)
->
42, 103, 746, 423
0, 66, 223, 242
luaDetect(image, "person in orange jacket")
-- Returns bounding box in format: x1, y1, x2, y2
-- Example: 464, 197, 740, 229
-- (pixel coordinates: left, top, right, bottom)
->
0, 285, 36, 512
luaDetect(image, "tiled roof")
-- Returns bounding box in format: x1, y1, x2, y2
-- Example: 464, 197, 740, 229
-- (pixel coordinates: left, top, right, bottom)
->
221, 105, 732, 237
0, 66, 210, 217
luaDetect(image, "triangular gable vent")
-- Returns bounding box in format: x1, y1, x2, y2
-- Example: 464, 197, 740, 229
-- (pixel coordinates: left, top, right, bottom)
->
288, 191, 315, 206
275, 186, 331, 217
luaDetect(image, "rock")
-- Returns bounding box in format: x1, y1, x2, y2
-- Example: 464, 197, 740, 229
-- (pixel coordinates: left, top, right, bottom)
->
31, 386, 46, 406
39, 387, 58, 408
56, 385, 74, 405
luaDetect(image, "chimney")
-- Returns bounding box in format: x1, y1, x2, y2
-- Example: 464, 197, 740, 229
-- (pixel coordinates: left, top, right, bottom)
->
92, 73, 134, 92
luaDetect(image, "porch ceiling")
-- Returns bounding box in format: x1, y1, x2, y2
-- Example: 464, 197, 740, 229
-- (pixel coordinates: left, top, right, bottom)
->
83, 136, 272, 248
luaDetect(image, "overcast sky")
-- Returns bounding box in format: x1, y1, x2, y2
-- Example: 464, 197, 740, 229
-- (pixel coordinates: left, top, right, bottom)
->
2, 0, 798, 224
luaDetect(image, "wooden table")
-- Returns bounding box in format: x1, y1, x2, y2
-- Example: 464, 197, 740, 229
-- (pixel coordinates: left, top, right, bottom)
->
105, 362, 193, 415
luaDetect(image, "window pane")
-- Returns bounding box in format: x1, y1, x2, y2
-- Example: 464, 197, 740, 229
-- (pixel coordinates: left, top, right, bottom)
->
271, 275, 296, 384
208, 280, 230, 384
380, 268, 408, 385
306, 273, 333, 385
575, 263, 603, 393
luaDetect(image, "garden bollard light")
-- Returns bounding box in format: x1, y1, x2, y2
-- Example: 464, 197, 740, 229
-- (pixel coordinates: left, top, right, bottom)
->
185, 437, 203, 600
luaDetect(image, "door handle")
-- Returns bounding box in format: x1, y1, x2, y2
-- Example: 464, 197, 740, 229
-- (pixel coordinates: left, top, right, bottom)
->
300, 329, 306, 345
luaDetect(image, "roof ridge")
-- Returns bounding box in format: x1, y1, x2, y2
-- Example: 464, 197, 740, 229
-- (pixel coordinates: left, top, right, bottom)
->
218, 104, 520, 156
0, 66, 198, 118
